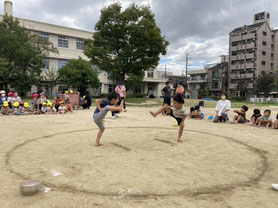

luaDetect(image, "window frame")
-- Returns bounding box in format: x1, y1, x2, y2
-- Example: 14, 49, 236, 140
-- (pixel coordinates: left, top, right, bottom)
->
58, 35, 69, 48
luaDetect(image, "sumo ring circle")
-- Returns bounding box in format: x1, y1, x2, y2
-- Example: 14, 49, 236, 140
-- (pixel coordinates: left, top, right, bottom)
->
5, 127, 269, 199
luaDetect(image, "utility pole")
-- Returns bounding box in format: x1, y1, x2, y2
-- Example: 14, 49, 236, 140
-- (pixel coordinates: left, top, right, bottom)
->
185, 53, 189, 90
164, 64, 167, 79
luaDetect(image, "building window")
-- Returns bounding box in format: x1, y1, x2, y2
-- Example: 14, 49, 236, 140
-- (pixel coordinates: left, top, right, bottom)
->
108, 84, 113, 93
191, 75, 196, 81
58, 59, 69, 69
191, 83, 196, 90
147, 70, 154, 78
42, 59, 49, 69
212, 71, 219, 78
200, 74, 205, 80
263, 31, 267, 36
212, 82, 218, 89
58, 36, 69, 48
262, 51, 266, 55
39, 32, 49, 41
262, 61, 266, 65
262, 41, 267, 46
76, 38, 85, 50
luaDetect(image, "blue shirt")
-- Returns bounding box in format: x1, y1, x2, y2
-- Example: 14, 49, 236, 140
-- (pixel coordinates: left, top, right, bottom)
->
94, 100, 111, 114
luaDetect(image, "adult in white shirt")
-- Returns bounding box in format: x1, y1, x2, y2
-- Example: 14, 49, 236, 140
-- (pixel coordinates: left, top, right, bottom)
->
214, 93, 231, 123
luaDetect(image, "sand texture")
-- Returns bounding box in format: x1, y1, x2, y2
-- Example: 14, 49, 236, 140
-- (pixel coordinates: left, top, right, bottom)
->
0, 106, 278, 208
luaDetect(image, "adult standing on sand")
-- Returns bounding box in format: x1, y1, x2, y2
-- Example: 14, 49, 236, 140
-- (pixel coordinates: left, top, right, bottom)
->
214, 92, 231, 123
175, 82, 185, 98
161, 81, 171, 106
112, 82, 126, 119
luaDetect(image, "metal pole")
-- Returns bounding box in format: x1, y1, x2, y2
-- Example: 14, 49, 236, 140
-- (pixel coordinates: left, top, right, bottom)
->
164, 64, 167, 79
186, 53, 188, 90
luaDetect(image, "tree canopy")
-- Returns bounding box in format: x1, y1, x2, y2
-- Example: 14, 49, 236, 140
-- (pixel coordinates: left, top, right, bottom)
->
255, 74, 274, 97
84, 3, 169, 83
58, 58, 100, 95
0, 15, 58, 95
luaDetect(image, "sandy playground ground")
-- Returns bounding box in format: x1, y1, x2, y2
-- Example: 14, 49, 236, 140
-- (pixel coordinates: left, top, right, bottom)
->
0, 105, 278, 208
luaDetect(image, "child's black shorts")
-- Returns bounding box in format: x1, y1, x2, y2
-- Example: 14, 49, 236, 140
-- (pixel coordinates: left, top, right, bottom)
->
169, 109, 182, 125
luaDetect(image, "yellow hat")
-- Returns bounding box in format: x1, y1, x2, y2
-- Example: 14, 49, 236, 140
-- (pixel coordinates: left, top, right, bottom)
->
59, 101, 64, 104
13, 102, 19, 107
83, 96, 86, 99
65, 91, 68, 94
24, 102, 29, 108
3, 101, 8, 107
42, 102, 47, 105
47, 102, 52, 107
70, 90, 73, 94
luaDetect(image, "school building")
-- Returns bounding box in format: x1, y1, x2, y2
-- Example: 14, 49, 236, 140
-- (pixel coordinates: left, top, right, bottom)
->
0, 0, 167, 97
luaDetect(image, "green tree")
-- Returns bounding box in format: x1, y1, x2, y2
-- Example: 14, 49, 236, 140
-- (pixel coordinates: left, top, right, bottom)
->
255, 74, 274, 97
126, 71, 145, 94
236, 80, 248, 98
84, 3, 169, 83
58, 58, 100, 95
198, 82, 207, 98
0, 15, 58, 95
271, 72, 278, 91
41, 67, 60, 97
0, 58, 9, 92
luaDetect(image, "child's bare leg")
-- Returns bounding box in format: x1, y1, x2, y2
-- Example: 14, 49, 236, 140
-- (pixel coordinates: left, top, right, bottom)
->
178, 123, 184, 142
236, 115, 243, 123
231, 115, 237, 124
274, 121, 278, 129
95, 130, 104, 146
150, 104, 170, 118
266, 121, 272, 128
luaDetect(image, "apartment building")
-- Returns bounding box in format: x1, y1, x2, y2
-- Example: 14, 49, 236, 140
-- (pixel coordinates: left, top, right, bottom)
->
207, 56, 229, 96
229, 11, 278, 98
187, 69, 207, 99
0, 1, 167, 97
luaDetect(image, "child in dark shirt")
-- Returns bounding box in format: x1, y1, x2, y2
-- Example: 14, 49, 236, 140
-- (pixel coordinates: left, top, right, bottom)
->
189, 107, 196, 118
251, 109, 261, 126
93, 92, 124, 147
231, 105, 248, 124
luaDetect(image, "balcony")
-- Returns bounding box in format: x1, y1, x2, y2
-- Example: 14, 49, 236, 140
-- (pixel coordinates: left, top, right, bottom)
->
247, 83, 254, 88
187, 79, 207, 84
230, 73, 254, 79
231, 46, 239, 51
230, 65, 238, 70
246, 42, 256, 49
230, 64, 245, 70
245, 53, 255, 59
229, 84, 237, 89
245, 63, 254, 69
230, 55, 244, 61
231, 35, 242, 42
242, 33, 255, 40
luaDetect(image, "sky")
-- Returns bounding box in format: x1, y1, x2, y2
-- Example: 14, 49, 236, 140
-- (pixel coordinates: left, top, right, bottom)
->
1, 0, 278, 75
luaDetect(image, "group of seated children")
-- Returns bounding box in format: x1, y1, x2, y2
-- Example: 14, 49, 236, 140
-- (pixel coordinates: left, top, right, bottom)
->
232, 106, 278, 129
189, 105, 205, 119
0, 91, 73, 115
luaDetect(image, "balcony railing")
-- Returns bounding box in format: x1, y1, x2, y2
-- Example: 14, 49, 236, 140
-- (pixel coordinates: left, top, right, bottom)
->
246, 43, 256, 49
242, 33, 255, 40
230, 74, 254, 79
231, 36, 242, 42
245, 53, 255, 59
